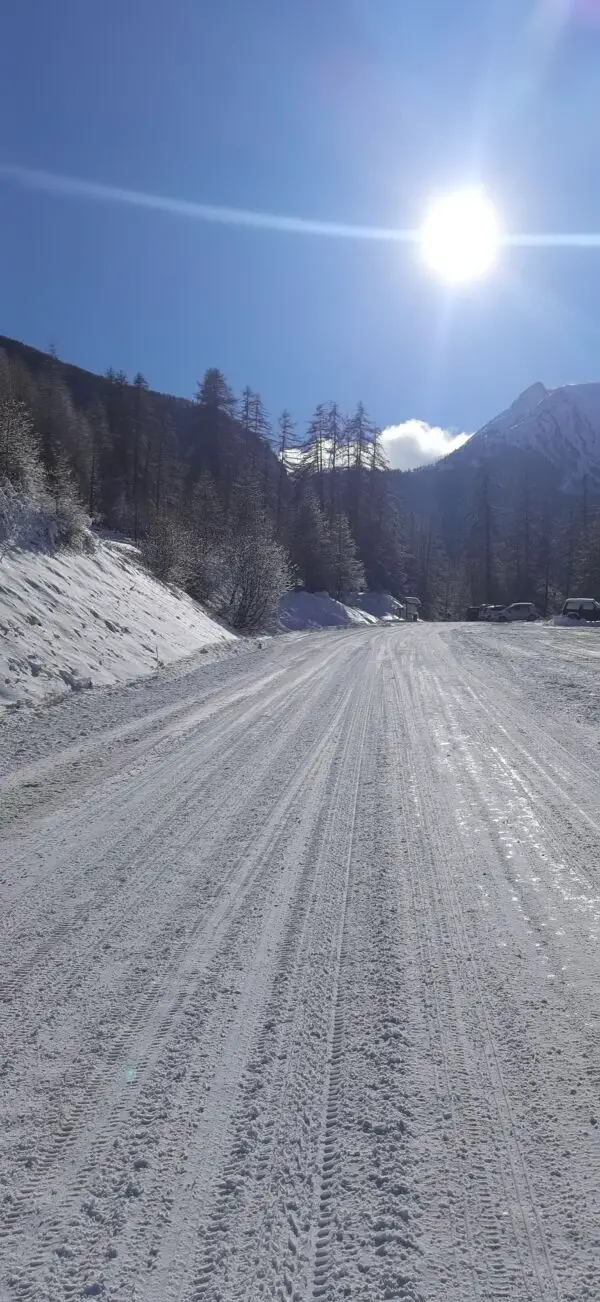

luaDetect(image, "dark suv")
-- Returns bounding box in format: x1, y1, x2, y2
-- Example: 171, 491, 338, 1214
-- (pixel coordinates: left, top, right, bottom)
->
561, 598, 600, 621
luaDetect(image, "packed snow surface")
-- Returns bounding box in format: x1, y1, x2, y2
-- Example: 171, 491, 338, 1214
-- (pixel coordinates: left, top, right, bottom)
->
0, 538, 235, 709
2, 622, 600, 1300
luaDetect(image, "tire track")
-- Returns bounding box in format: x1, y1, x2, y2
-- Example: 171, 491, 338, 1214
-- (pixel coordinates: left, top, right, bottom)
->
422, 667, 600, 1297
5, 622, 600, 1302
147, 647, 379, 1302
304, 656, 378, 1302
0, 641, 357, 1059
1, 652, 365, 1300
389, 649, 561, 1301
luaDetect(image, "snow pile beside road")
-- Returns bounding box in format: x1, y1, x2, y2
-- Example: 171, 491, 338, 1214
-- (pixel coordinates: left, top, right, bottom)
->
347, 591, 404, 620
277, 591, 379, 632
551, 616, 600, 629
0, 539, 235, 709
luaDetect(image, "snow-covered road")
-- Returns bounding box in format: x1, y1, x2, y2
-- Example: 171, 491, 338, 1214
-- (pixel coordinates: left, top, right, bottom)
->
2, 624, 600, 1302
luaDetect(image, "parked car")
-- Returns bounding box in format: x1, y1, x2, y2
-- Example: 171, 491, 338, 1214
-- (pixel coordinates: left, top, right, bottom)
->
466, 606, 481, 621
561, 597, 600, 621
495, 602, 539, 622
479, 605, 506, 621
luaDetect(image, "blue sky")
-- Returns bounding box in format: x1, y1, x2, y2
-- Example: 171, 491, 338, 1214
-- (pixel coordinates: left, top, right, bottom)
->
2, 0, 600, 456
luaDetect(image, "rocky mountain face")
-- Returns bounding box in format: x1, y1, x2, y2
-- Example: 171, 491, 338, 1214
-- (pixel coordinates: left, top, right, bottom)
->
470, 381, 600, 490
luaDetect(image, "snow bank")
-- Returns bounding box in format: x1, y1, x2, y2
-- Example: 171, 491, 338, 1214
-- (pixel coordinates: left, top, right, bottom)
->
551, 616, 600, 629
347, 591, 404, 620
0, 539, 235, 710
276, 591, 379, 632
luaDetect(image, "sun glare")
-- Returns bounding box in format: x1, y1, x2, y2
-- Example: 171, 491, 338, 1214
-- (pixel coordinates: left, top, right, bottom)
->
421, 188, 501, 284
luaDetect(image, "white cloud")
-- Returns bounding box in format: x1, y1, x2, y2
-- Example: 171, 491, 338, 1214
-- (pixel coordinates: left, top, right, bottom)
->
380, 420, 472, 471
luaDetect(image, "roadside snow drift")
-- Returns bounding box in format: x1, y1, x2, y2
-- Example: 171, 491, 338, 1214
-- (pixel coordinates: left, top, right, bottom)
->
0, 539, 235, 709
348, 590, 405, 620
277, 591, 379, 631
552, 615, 600, 629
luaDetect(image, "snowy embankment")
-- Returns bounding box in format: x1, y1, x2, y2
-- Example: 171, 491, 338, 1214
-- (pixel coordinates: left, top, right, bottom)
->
348, 590, 405, 620
276, 590, 385, 632
551, 615, 600, 629
0, 538, 235, 710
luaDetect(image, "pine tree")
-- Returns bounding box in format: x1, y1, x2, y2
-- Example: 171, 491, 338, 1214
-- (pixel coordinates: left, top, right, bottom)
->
276, 410, 296, 538
132, 372, 151, 540
289, 484, 334, 592
250, 393, 274, 498
324, 402, 343, 524
0, 395, 41, 493
330, 512, 365, 599
466, 472, 497, 604
34, 359, 91, 499
240, 386, 254, 459
561, 506, 579, 600
103, 369, 130, 525
407, 517, 447, 617
193, 368, 237, 484
535, 507, 556, 616
153, 409, 179, 515
301, 404, 328, 509
345, 401, 375, 471
579, 509, 600, 597
343, 402, 378, 550
85, 399, 110, 518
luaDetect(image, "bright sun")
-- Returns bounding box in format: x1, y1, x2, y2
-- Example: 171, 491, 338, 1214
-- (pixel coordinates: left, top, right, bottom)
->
420, 188, 501, 284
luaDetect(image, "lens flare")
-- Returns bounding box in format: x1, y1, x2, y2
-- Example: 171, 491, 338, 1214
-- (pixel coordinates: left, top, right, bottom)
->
421, 188, 501, 284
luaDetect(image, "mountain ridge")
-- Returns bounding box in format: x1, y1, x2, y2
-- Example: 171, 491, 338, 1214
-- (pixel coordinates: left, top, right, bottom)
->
456, 379, 600, 489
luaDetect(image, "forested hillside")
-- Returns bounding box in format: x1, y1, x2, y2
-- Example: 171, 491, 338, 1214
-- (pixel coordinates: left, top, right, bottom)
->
392, 425, 600, 615
0, 338, 410, 627
1, 335, 600, 623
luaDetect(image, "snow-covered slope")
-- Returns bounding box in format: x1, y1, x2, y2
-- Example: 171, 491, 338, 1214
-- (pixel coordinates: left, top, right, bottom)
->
276, 591, 379, 632
0, 539, 235, 709
474, 381, 600, 486
347, 590, 405, 620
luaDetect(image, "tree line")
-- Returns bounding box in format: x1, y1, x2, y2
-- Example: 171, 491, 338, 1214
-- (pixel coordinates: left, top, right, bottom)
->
2, 337, 599, 626
0, 345, 415, 628
394, 453, 600, 617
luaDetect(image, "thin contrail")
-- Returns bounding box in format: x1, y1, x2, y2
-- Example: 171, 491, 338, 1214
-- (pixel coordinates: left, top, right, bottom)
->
504, 231, 600, 248
0, 163, 418, 243
1, 162, 600, 249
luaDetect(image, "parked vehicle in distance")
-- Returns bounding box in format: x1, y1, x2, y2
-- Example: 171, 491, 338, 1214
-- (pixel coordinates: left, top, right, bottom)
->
403, 597, 421, 622
479, 605, 506, 621
466, 606, 481, 621
496, 602, 539, 622
561, 597, 600, 621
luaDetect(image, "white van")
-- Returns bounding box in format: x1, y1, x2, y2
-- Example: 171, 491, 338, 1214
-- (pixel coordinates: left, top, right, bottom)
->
496, 603, 539, 622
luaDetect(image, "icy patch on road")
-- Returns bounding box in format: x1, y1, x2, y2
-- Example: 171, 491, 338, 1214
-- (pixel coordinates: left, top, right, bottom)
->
0, 539, 235, 710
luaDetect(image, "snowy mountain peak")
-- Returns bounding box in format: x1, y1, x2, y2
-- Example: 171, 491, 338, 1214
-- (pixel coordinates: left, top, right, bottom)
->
507, 381, 548, 421
472, 380, 600, 487
478, 382, 548, 439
